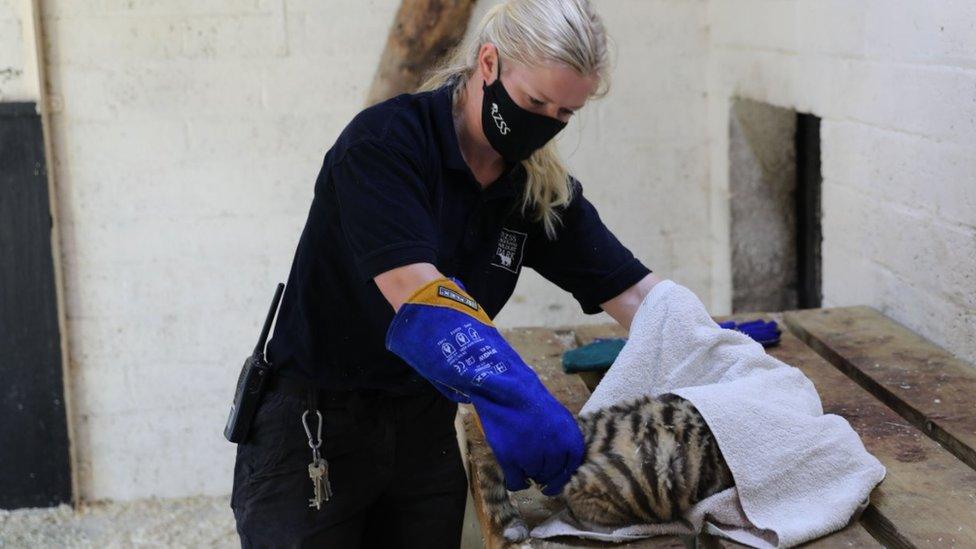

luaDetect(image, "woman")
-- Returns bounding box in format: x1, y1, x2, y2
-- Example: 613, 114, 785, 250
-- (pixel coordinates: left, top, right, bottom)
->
231, 0, 662, 546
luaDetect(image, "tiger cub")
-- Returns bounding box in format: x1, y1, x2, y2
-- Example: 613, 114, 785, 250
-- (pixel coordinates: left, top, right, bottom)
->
476, 393, 735, 542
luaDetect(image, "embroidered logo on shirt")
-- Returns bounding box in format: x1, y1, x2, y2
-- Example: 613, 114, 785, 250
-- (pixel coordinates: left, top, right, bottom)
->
438, 286, 479, 311
491, 227, 527, 273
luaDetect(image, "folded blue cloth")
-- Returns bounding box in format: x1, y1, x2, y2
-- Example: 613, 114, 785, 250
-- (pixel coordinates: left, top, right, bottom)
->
562, 337, 626, 373
717, 318, 781, 347
561, 319, 780, 374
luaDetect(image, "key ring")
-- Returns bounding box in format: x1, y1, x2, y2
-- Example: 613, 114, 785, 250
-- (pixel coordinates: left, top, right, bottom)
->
301, 409, 323, 450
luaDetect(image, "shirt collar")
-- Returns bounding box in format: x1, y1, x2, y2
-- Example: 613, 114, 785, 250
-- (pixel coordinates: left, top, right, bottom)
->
431, 78, 524, 200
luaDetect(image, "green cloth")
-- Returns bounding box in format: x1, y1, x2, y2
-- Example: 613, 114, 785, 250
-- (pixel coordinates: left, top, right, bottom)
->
561, 338, 626, 373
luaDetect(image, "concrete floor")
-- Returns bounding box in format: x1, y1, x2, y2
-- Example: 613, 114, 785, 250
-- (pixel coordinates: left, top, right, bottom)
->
0, 492, 485, 548
0, 496, 238, 548
1, 414, 485, 548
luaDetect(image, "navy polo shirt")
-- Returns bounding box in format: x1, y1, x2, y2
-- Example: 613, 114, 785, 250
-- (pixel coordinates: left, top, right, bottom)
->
265, 78, 652, 394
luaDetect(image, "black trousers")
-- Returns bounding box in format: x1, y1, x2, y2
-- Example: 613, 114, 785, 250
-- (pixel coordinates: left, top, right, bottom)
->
230, 383, 469, 548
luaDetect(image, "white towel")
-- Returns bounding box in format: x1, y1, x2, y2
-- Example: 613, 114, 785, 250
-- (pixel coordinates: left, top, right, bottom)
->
530, 280, 887, 548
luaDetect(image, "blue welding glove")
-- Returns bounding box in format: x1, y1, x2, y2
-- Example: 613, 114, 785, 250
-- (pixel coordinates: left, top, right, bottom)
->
717, 318, 781, 347
427, 278, 475, 404
385, 276, 584, 496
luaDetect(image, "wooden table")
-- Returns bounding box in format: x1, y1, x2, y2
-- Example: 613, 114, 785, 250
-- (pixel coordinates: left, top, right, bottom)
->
462, 306, 976, 548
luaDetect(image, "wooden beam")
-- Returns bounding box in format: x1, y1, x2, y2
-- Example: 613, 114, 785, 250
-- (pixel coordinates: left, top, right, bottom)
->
466, 314, 964, 546
782, 306, 976, 473
365, 0, 478, 107
752, 312, 976, 547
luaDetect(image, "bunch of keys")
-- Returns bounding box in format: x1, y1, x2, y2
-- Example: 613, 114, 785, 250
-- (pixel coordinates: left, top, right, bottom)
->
301, 409, 333, 510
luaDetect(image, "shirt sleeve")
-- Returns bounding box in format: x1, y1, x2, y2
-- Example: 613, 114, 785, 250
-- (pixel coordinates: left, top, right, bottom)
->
525, 176, 653, 314
331, 139, 439, 282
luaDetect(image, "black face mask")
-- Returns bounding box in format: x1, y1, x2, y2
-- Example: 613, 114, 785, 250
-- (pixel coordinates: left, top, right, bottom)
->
481, 56, 568, 162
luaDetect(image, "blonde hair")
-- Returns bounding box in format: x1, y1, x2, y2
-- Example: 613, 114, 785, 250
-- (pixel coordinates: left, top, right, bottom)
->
416, 0, 613, 239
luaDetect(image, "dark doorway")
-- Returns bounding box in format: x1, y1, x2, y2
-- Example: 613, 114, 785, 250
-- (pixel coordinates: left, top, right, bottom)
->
729, 99, 822, 313
795, 113, 823, 308
0, 102, 73, 509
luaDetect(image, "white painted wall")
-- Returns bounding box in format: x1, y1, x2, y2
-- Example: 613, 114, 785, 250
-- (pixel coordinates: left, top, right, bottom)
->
0, 0, 38, 101
37, 0, 416, 501
0, 0, 709, 501
1, 0, 972, 502
706, 0, 976, 366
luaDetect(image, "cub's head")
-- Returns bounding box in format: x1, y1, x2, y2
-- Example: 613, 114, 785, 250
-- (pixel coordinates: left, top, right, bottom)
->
559, 463, 647, 527
559, 395, 677, 527
557, 404, 644, 527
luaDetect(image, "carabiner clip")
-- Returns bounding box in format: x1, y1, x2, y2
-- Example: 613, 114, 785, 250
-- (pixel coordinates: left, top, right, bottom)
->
301, 409, 323, 450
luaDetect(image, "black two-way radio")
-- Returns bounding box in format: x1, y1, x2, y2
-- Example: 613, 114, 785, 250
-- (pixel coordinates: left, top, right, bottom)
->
224, 282, 285, 443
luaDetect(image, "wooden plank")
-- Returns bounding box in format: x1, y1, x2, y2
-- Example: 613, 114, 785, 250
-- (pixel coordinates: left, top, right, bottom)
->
462, 327, 686, 548
467, 317, 967, 547
506, 327, 591, 415
569, 323, 628, 343
364, 0, 477, 106
695, 517, 882, 549
782, 306, 976, 473
729, 312, 976, 548
462, 406, 507, 549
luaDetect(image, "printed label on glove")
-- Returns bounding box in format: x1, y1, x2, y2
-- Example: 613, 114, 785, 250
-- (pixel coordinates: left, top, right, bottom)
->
389, 276, 511, 389
437, 285, 479, 311
435, 321, 508, 386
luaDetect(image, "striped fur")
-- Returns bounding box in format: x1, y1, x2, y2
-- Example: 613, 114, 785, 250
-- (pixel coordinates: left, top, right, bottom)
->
477, 393, 734, 542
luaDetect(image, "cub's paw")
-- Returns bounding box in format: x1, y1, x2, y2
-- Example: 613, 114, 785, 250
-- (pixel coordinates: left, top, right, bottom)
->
502, 519, 529, 542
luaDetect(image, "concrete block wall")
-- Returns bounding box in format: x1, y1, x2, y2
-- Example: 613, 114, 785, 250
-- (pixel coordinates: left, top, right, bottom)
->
706, 0, 976, 364
4, 0, 971, 503
35, 0, 407, 501
3, 0, 711, 501
0, 0, 35, 101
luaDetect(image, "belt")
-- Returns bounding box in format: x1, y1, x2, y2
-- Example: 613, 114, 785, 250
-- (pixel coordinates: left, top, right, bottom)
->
265, 371, 397, 409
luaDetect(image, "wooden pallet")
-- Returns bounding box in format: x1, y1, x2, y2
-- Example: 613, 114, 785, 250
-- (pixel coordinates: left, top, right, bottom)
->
463, 306, 976, 548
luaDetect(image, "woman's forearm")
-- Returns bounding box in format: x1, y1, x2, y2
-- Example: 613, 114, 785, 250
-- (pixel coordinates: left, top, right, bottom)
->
600, 272, 664, 332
